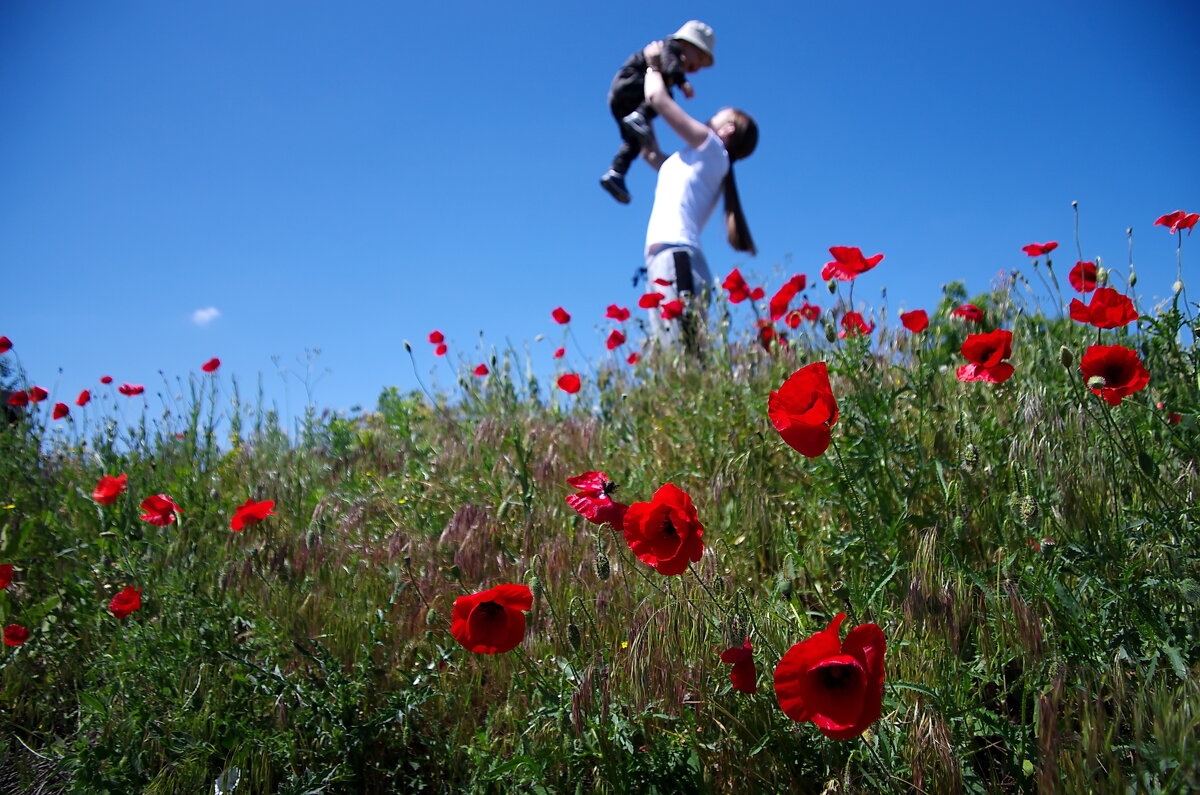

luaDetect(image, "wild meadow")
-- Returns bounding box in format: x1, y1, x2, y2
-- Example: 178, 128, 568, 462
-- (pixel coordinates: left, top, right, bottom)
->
1, 211, 1198, 793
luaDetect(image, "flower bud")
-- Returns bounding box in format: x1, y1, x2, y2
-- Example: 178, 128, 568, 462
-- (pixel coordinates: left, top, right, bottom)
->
831, 580, 850, 600
1059, 346, 1074, 369
526, 572, 544, 602
1128, 268, 1137, 287
567, 622, 582, 652
592, 550, 610, 581
425, 607, 439, 626
403, 340, 412, 354
1173, 280, 1184, 295
827, 279, 837, 294
1096, 267, 1109, 286
824, 322, 837, 343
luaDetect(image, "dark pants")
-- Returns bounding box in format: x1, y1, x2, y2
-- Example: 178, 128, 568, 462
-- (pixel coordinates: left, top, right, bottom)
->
606, 55, 671, 176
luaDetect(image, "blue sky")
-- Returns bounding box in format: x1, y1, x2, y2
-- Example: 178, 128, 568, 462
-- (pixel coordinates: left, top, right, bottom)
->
1, 0, 1197, 419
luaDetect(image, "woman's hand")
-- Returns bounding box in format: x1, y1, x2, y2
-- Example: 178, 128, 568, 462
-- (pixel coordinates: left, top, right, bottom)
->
644, 68, 711, 150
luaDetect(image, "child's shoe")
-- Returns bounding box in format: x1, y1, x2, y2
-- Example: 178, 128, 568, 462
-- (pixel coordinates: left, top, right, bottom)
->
600, 170, 631, 204
622, 111, 654, 146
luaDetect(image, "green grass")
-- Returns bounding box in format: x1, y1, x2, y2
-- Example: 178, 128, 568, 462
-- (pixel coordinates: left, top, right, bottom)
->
1, 271, 1198, 794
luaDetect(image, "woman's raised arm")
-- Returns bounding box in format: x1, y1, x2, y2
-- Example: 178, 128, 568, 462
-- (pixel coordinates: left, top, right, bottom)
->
644, 68, 711, 150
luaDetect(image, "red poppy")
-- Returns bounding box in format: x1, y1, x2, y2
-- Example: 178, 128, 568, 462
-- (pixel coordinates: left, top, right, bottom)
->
1068, 261, 1099, 293
92, 473, 128, 505
800, 302, 820, 322
557, 373, 581, 394
28, 386, 48, 403
1022, 241, 1058, 257
7, 391, 28, 407
52, 403, 69, 420
3, 624, 29, 647
75, 390, 91, 407
627, 352, 640, 365
821, 246, 884, 282
606, 304, 631, 322
774, 613, 886, 739
0, 564, 12, 589
768, 362, 839, 457
758, 321, 780, 351
783, 310, 802, 329
551, 306, 571, 324
428, 330, 444, 344
565, 471, 628, 527
553, 347, 565, 359
660, 300, 685, 320
0, 336, 10, 354
722, 268, 752, 303
622, 483, 705, 576
900, 309, 929, 333
1154, 210, 1199, 234
109, 586, 142, 619
769, 274, 807, 321
231, 498, 277, 531
606, 329, 626, 350
140, 494, 182, 526
100, 375, 113, 384
957, 329, 1015, 383
750, 286, 765, 300
639, 292, 665, 309
201, 357, 221, 373
472, 363, 489, 376
1080, 345, 1150, 406
450, 583, 532, 654
720, 637, 758, 694
952, 304, 983, 323
839, 312, 874, 338
1069, 287, 1138, 329
434, 343, 448, 356
118, 384, 145, 397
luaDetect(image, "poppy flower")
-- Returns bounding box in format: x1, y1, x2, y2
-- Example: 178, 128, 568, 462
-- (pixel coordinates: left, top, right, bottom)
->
109, 586, 142, 620
428, 330, 445, 344
606, 304, 631, 322
52, 403, 69, 420
551, 307, 571, 324
565, 471, 628, 527
75, 390, 91, 407
553, 347, 565, 359
622, 483, 705, 576
1068, 261, 1099, 293
722, 268, 752, 303
118, 384, 145, 397
627, 352, 640, 365
28, 387, 48, 403
639, 292, 665, 309
769, 274, 807, 322
140, 494, 182, 526
450, 583, 532, 654
660, 300, 685, 320
201, 358, 221, 373
774, 613, 886, 740
0, 564, 11, 589
3, 624, 29, 647
1069, 287, 1138, 329
0, 336, 10, 354
952, 304, 983, 323
1154, 210, 1199, 234
231, 498, 277, 531
7, 391, 28, 407
783, 310, 803, 329
758, 321, 781, 351
720, 637, 758, 694
557, 373, 581, 394
435, 343, 448, 356
1080, 345, 1150, 406
92, 473, 128, 505
956, 329, 1014, 383
900, 309, 929, 333
1022, 241, 1058, 257
750, 287, 765, 300
468, 363, 487, 377
821, 246, 884, 282
768, 362, 839, 458
606, 329, 626, 350
800, 302, 820, 322
839, 312, 874, 338
100, 375, 113, 384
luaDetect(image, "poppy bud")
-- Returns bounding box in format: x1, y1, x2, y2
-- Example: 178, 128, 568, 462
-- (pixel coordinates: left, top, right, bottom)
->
1059, 346, 1074, 369
567, 622, 582, 652
1016, 495, 1039, 527
1087, 375, 1107, 390
1096, 267, 1108, 286
826, 279, 837, 294
1127, 268, 1136, 287
824, 322, 837, 343
403, 340, 412, 353
592, 550, 610, 581
1173, 280, 1184, 295
425, 607, 440, 626
831, 580, 850, 601
526, 572, 544, 602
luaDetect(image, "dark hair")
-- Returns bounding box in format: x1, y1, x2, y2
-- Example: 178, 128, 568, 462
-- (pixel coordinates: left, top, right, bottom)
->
720, 109, 758, 255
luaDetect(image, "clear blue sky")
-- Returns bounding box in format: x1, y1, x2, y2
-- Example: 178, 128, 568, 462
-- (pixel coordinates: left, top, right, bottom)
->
2, 1, 1197, 418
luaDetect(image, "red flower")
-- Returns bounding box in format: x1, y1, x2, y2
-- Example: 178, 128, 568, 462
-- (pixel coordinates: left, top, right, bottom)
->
622, 483, 705, 576
557, 373, 581, 394
434, 343, 448, 356
722, 268, 752, 303
0, 564, 12, 589
900, 309, 929, 333
450, 583, 532, 654
800, 302, 820, 322
565, 471, 628, 527
0, 336, 10, 354
109, 586, 142, 620
606, 304, 631, 322
473, 364, 489, 376
821, 246, 884, 282
428, 330, 444, 344
769, 362, 839, 457
606, 329, 626, 350
28, 386, 48, 403
784, 310, 803, 329
1069, 287, 1138, 329
956, 329, 1014, 383
92, 473, 128, 505
769, 274, 807, 321
839, 312, 874, 338
118, 383, 145, 396
553, 347, 565, 359
660, 299, 685, 320
3, 624, 29, 647
1155, 210, 1199, 234
52, 403, 69, 420
750, 286, 765, 300
758, 321, 780, 351
201, 357, 221, 373
627, 352, 640, 365
1022, 241, 1058, 257
1068, 261, 1099, 293
639, 292, 665, 309
551, 306, 571, 324
231, 498, 277, 531
952, 304, 983, 323
100, 375, 113, 384
1080, 345, 1150, 406
720, 637, 758, 694
7, 391, 28, 407
140, 494, 182, 526
75, 390, 91, 407
774, 613, 886, 739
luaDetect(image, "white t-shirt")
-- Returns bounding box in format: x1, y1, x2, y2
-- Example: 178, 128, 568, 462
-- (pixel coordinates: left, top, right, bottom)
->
644, 130, 730, 256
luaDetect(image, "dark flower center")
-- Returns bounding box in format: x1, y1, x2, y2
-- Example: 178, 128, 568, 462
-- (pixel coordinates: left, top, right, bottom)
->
816, 663, 858, 691
660, 516, 677, 536
474, 601, 504, 622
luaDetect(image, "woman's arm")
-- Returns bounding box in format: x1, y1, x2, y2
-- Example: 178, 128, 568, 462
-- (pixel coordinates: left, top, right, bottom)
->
644, 67, 711, 150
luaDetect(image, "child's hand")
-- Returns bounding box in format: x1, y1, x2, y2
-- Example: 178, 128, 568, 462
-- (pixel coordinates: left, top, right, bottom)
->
680, 81, 695, 99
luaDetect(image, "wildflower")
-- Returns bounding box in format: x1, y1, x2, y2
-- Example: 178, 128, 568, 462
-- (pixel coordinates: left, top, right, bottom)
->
140, 494, 182, 526
551, 307, 571, 324
450, 583, 532, 654
109, 586, 142, 620
7, 391, 28, 407
750, 286, 765, 300
639, 292, 665, 309
428, 330, 444, 344
3, 624, 29, 647
1068, 261, 1098, 293
92, 473, 128, 505
52, 403, 69, 420
784, 310, 804, 329
720, 637, 758, 693
1069, 287, 1138, 329
1079, 345, 1149, 406
606, 304, 631, 322
557, 373, 581, 394
118, 384, 145, 397
900, 309, 929, 333
769, 274, 807, 321
473, 364, 489, 376
75, 390, 91, 407
622, 483, 705, 576
100, 375, 113, 384
553, 347, 565, 359
0, 336, 10, 354
952, 304, 983, 323
1154, 210, 1199, 234
660, 299, 685, 320
774, 613, 886, 739
956, 329, 1015, 383
201, 358, 221, 373
606, 329, 626, 350
434, 343, 448, 356
627, 352, 640, 365
839, 312, 874, 338
1022, 241, 1058, 257
722, 268, 752, 303
230, 498, 277, 531
821, 246, 884, 282
28, 386, 48, 403
0, 564, 12, 589
565, 471, 628, 527
799, 302, 820, 322
768, 362, 839, 458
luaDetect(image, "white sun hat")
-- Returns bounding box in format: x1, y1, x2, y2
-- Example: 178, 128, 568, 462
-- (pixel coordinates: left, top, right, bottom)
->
670, 20, 715, 66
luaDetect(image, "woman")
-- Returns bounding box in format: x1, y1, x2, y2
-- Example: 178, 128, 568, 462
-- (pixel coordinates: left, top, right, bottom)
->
639, 65, 758, 347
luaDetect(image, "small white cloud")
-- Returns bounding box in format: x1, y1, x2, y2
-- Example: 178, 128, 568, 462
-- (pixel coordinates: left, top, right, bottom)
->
192, 306, 221, 326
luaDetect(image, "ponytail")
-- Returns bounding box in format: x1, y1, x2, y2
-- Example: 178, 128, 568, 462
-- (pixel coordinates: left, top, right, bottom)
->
720, 109, 759, 255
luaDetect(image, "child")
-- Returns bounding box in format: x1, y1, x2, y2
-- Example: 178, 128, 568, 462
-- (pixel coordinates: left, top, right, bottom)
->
600, 20, 715, 204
